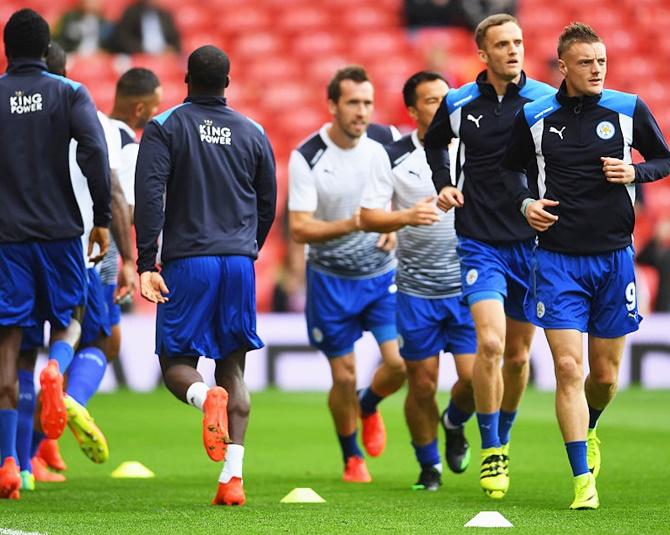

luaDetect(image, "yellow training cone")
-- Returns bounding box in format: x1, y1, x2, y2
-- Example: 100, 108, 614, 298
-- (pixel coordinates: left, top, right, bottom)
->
280, 488, 325, 503
111, 461, 155, 479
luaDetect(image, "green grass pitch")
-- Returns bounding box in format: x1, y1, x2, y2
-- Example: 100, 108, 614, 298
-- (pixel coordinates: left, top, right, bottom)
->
1, 388, 668, 534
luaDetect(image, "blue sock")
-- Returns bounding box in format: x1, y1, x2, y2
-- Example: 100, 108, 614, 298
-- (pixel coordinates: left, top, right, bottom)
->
0, 409, 19, 462
337, 431, 363, 461
16, 370, 35, 471
565, 441, 589, 476
66, 347, 107, 406
446, 399, 473, 428
498, 410, 517, 445
413, 439, 440, 468
49, 340, 75, 373
477, 412, 501, 449
359, 387, 383, 416
588, 405, 603, 430
31, 431, 45, 459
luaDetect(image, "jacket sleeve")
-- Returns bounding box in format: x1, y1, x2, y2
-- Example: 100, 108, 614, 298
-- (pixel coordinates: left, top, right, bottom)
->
134, 121, 171, 273
632, 97, 670, 183
70, 84, 111, 228
424, 97, 455, 192
253, 133, 277, 251
501, 111, 536, 209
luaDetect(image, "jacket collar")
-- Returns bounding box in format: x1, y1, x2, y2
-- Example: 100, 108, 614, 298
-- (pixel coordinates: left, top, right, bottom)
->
555, 80, 602, 111
184, 95, 227, 106
6, 58, 47, 74
475, 69, 527, 99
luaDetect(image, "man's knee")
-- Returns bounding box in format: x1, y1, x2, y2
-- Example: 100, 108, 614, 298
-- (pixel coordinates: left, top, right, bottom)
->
555, 355, 583, 386
503, 351, 529, 376
407, 364, 438, 400
331, 360, 357, 390
478, 334, 505, 363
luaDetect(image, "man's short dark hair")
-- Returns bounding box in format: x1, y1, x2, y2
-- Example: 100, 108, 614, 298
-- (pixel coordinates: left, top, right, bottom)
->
474, 13, 519, 50
3, 9, 50, 60
327, 65, 370, 103
557, 22, 602, 58
117, 68, 161, 98
46, 42, 66, 76
187, 45, 230, 93
402, 71, 447, 108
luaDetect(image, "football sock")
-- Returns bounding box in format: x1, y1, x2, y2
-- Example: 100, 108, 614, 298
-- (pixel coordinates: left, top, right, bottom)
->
66, 348, 107, 406
588, 405, 603, 430
565, 441, 589, 476
413, 439, 441, 471
444, 400, 472, 429
358, 387, 383, 416
477, 412, 501, 449
219, 444, 244, 483
16, 370, 35, 471
498, 410, 517, 445
186, 382, 209, 411
337, 431, 363, 461
0, 409, 18, 462
49, 340, 75, 374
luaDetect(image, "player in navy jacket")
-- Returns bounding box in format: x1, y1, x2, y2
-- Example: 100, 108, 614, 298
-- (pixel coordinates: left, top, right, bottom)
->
501, 23, 670, 510
0, 9, 111, 498
134, 46, 276, 506
424, 13, 554, 500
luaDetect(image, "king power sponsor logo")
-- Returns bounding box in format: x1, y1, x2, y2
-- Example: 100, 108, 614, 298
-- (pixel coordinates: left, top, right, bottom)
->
10, 92, 42, 114
199, 119, 232, 145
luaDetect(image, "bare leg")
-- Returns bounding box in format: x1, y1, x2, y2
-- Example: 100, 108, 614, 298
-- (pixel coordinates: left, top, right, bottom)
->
404, 357, 439, 446
214, 350, 248, 445
0, 327, 22, 410
451, 353, 475, 414
328, 353, 358, 436
369, 339, 406, 397
470, 300, 506, 414
585, 335, 625, 412
501, 317, 534, 413
158, 355, 202, 403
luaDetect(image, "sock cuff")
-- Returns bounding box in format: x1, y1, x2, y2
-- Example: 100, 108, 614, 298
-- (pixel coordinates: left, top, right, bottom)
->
75, 347, 107, 366
17, 369, 34, 383
186, 382, 209, 411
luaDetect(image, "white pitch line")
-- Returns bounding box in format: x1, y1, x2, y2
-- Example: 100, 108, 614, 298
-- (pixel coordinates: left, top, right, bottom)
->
0, 528, 47, 535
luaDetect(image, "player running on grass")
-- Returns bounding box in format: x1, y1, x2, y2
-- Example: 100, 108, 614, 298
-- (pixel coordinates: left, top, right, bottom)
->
360, 71, 476, 492
135, 45, 276, 506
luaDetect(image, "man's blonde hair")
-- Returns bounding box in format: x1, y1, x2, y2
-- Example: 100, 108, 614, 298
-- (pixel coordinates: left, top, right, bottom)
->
475, 13, 520, 50
557, 22, 602, 58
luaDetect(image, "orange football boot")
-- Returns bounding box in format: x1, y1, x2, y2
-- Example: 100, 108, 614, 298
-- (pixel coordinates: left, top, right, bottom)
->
0, 457, 21, 499
39, 360, 67, 439
31, 456, 66, 482
361, 411, 386, 457
36, 439, 67, 471
202, 387, 230, 462
343, 456, 372, 483
211, 477, 246, 506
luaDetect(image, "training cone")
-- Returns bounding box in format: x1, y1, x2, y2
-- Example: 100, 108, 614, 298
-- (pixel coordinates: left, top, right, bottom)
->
280, 488, 325, 503
111, 461, 155, 479
465, 511, 513, 528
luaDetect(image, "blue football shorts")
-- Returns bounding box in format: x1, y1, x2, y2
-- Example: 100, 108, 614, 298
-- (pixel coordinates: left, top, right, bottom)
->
457, 236, 534, 322
396, 292, 476, 361
0, 238, 87, 329
156, 255, 264, 359
526, 245, 641, 338
305, 265, 397, 358
103, 284, 121, 326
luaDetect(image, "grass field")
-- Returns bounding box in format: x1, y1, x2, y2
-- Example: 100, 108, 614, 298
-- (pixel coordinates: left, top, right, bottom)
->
1, 387, 668, 534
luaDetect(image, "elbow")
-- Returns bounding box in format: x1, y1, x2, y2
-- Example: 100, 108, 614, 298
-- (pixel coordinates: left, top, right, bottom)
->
358, 210, 376, 232
290, 226, 308, 244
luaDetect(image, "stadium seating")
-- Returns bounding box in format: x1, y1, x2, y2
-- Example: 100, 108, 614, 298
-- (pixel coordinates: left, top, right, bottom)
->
2, 0, 669, 310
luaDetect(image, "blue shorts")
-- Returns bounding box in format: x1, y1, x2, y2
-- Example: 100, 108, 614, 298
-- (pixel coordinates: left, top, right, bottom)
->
156, 255, 264, 359
396, 292, 476, 360
103, 284, 121, 326
527, 246, 641, 338
305, 265, 397, 358
0, 238, 87, 329
20, 268, 112, 350
80, 269, 111, 346
457, 236, 534, 322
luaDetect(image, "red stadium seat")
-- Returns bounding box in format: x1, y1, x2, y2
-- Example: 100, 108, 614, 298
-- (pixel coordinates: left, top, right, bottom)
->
232, 33, 286, 60
275, 7, 331, 33
291, 32, 345, 59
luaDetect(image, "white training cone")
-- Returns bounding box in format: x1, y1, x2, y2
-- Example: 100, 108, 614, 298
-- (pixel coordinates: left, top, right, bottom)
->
280, 488, 326, 503
464, 511, 513, 528
111, 461, 155, 478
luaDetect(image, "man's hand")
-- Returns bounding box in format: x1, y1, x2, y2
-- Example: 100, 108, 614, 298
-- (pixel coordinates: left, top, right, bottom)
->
525, 199, 559, 232
402, 196, 440, 226
115, 260, 136, 304
139, 271, 170, 304
376, 232, 396, 251
436, 186, 464, 212
602, 157, 636, 184
88, 226, 109, 264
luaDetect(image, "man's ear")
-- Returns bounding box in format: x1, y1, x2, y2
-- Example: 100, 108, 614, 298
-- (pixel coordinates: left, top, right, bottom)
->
224, 75, 230, 88
184, 72, 189, 84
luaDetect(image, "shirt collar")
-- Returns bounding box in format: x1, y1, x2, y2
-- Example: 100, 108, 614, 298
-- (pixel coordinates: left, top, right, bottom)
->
7, 58, 47, 74
555, 80, 602, 110
184, 95, 227, 106
475, 69, 527, 99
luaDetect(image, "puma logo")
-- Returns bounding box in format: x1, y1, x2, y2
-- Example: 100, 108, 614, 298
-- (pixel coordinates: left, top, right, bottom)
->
549, 126, 566, 140
408, 170, 421, 179
467, 114, 483, 128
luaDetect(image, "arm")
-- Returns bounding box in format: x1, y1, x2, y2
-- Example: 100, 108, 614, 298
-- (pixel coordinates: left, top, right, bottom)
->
110, 170, 135, 300
632, 98, 670, 183
254, 134, 278, 251
289, 211, 359, 244
424, 97, 455, 192
134, 121, 170, 274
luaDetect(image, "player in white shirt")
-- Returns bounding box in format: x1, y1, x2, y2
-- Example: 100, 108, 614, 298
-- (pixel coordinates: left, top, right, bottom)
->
361, 72, 476, 492
288, 66, 406, 483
